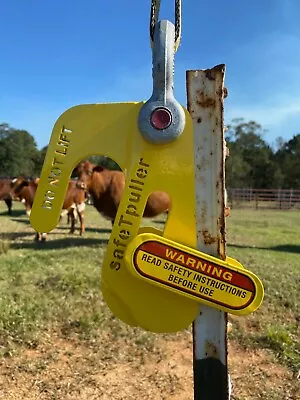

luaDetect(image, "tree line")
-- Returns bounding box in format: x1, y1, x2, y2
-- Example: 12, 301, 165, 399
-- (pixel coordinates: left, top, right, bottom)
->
0, 123, 121, 178
0, 120, 299, 189
225, 119, 300, 189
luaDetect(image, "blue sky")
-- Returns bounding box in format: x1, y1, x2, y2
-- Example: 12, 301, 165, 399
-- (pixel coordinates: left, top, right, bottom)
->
1, 0, 300, 150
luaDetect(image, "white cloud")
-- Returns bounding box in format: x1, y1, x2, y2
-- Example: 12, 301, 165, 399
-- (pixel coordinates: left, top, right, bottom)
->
226, 99, 300, 127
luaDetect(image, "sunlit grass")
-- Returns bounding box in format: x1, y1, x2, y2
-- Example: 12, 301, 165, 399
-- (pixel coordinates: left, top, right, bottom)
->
0, 203, 299, 380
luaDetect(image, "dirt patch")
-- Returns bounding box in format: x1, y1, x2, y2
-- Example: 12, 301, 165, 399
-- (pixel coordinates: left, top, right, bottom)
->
0, 331, 298, 400
228, 342, 299, 399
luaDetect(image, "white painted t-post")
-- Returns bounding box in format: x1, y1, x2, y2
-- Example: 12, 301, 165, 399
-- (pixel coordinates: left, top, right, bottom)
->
186, 65, 231, 400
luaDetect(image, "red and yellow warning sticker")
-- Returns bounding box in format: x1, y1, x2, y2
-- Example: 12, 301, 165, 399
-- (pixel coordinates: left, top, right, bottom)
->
125, 233, 264, 316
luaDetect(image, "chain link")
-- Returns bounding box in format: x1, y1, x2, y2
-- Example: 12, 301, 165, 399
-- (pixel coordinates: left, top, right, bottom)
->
150, 0, 181, 51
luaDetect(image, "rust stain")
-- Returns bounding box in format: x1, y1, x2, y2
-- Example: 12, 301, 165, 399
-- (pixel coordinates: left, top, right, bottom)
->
218, 241, 226, 261
204, 64, 225, 81
220, 225, 226, 237
218, 171, 227, 260
202, 230, 217, 244
196, 90, 216, 108
216, 88, 223, 97
217, 87, 228, 99
205, 341, 220, 359
205, 69, 216, 81
218, 225, 227, 261
217, 74, 226, 261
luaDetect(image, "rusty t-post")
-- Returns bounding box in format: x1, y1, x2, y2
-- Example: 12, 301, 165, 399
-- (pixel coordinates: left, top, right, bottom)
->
186, 65, 231, 399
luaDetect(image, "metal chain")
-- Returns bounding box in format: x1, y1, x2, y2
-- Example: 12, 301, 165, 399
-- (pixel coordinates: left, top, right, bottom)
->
150, 0, 181, 51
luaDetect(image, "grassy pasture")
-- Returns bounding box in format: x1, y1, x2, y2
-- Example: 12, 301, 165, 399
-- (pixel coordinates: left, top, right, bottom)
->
0, 202, 299, 399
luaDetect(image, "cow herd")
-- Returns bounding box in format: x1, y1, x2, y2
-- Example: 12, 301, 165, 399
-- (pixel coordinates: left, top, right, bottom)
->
1, 159, 230, 242
0, 160, 172, 242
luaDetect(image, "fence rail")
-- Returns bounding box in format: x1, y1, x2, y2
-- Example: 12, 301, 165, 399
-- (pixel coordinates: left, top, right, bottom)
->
228, 188, 300, 210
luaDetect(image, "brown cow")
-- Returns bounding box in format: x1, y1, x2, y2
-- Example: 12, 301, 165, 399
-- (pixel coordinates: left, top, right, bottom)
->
10, 177, 37, 217
75, 160, 231, 223
10, 177, 87, 241
0, 178, 13, 214
74, 160, 170, 224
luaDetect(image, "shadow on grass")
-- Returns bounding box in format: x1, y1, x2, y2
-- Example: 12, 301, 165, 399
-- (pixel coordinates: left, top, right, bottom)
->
0, 210, 11, 217
11, 218, 112, 234
0, 231, 35, 241
152, 220, 165, 225
10, 217, 31, 225
10, 237, 109, 250
228, 243, 300, 254
0, 209, 26, 217
59, 226, 112, 234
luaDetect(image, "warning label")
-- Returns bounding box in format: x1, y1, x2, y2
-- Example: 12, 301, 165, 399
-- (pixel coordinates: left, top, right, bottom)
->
132, 241, 256, 311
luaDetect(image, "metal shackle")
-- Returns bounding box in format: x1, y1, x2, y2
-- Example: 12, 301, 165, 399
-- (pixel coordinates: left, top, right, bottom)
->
138, 20, 185, 144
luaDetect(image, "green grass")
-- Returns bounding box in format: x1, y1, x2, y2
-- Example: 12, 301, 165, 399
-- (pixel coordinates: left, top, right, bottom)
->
0, 202, 299, 398
226, 209, 300, 372
0, 203, 160, 359
0, 239, 9, 255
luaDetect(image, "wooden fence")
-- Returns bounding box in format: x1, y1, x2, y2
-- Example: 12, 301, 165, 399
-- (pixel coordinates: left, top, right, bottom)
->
227, 188, 300, 210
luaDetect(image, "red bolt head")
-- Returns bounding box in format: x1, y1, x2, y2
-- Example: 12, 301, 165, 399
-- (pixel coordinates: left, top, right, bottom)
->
150, 107, 172, 130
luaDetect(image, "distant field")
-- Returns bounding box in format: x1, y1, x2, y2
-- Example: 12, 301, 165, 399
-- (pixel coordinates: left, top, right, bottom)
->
0, 202, 299, 400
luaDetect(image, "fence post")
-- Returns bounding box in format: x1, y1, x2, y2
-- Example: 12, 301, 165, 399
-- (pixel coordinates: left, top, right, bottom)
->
289, 188, 293, 209
279, 188, 282, 210
229, 189, 233, 210
186, 65, 231, 399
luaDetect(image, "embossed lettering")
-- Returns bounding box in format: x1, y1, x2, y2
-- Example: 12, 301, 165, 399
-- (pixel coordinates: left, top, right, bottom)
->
110, 158, 150, 270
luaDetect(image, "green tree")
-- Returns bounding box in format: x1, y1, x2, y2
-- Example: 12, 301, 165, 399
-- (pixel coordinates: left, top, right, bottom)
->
274, 134, 300, 189
225, 119, 281, 188
0, 123, 40, 177
88, 155, 121, 171
33, 145, 48, 175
